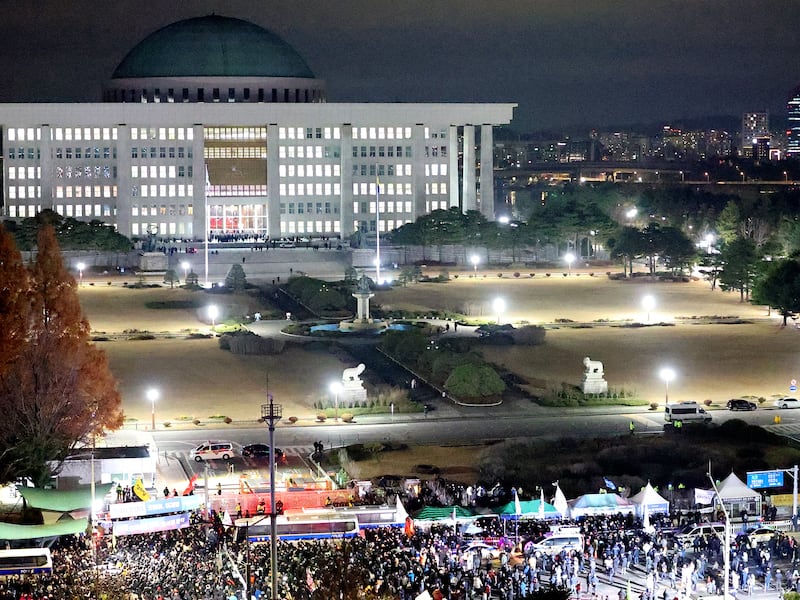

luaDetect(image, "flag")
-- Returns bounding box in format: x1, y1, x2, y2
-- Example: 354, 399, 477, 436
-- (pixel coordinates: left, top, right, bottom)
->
694, 488, 716, 505
221, 510, 233, 527
643, 502, 654, 533
132, 478, 150, 501
182, 473, 198, 496
306, 568, 316, 592
553, 483, 569, 518
514, 489, 522, 517
404, 516, 415, 538
395, 495, 408, 522
603, 477, 617, 490
538, 488, 545, 519
452, 506, 459, 528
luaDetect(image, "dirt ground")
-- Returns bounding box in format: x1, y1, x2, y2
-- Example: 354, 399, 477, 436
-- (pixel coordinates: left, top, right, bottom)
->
78, 271, 800, 424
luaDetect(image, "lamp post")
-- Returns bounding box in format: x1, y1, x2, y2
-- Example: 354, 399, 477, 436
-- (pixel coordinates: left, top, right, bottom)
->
659, 367, 676, 406
642, 295, 655, 323
260, 396, 282, 600
147, 388, 159, 430
493, 297, 506, 325
785, 171, 789, 182
626, 207, 638, 220
470, 255, 479, 278
208, 304, 219, 330
329, 381, 342, 423
77, 262, 85, 286
705, 233, 715, 254
564, 252, 575, 276
181, 261, 190, 283
708, 473, 731, 600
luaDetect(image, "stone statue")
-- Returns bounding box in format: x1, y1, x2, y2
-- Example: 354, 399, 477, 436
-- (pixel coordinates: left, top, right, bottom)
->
581, 356, 608, 394
342, 363, 366, 383
340, 363, 368, 404
356, 274, 371, 294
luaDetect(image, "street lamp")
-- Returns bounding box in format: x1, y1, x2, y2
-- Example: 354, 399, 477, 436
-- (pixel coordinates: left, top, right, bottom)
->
329, 381, 343, 423
470, 255, 479, 277
659, 367, 676, 406
705, 233, 715, 254
785, 171, 789, 182
147, 388, 159, 430
181, 261, 190, 282
260, 396, 283, 600
708, 473, 732, 600
642, 295, 655, 323
76, 262, 85, 286
564, 252, 575, 276
625, 207, 638, 220
208, 304, 219, 329
493, 297, 506, 325
704, 171, 710, 182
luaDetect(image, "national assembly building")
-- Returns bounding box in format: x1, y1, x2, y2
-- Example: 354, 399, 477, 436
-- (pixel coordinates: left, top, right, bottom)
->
0, 15, 516, 241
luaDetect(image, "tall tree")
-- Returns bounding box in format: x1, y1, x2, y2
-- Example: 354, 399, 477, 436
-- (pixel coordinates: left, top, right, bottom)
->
225, 263, 248, 291
0, 224, 32, 375
752, 259, 800, 325
0, 225, 123, 486
718, 236, 759, 302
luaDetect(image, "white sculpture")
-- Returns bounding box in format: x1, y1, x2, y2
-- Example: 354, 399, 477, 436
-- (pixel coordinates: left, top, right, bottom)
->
581, 356, 608, 394
340, 363, 368, 404
342, 363, 366, 383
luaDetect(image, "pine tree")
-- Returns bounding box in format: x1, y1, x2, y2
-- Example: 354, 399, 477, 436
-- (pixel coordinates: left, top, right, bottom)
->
225, 263, 248, 291
0, 225, 123, 486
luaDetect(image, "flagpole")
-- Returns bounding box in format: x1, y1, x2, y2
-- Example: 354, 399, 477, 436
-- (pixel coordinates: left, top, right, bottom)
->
375, 178, 381, 285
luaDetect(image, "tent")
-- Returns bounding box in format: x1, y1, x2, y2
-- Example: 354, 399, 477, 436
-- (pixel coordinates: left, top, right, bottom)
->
630, 483, 670, 517
495, 499, 560, 520
716, 472, 762, 520
412, 506, 475, 523
568, 493, 635, 518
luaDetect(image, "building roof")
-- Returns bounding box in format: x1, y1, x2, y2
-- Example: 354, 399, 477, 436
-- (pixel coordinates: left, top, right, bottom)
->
112, 15, 314, 80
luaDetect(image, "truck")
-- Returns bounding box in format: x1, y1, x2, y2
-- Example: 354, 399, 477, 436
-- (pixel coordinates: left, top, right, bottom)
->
664, 402, 712, 424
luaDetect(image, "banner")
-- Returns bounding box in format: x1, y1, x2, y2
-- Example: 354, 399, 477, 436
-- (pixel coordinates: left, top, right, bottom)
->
694, 488, 715, 505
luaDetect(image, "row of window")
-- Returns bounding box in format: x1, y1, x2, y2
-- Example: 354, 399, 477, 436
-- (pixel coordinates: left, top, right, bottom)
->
204, 147, 266, 159
279, 164, 341, 178
281, 202, 340, 215
424, 164, 448, 176
55, 147, 116, 160
131, 165, 192, 179
131, 184, 194, 198
56, 165, 115, 179
352, 145, 413, 158
277, 145, 340, 159
7, 166, 41, 180
110, 86, 322, 104
7, 148, 40, 160
351, 127, 412, 141
351, 164, 412, 177
54, 185, 116, 199
55, 204, 113, 217
7, 187, 40, 200
279, 183, 342, 197
206, 185, 267, 197
281, 220, 341, 234
280, 127, 341, 140
132, 127, 194, 142
352, 182, 413, 196
7, 205, 41, 217
353, 201, 414, 215
353, 219, 410, 233
424, 146, 448, 158
204, 127, 266, 141
52, 127, 118, 142
132, 147, 193, 159
131, 204, 192, 217
131, 222, 192, 237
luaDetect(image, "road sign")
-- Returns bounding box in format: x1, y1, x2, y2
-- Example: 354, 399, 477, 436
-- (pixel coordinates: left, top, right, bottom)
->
747, 470, 784, 489
791, 386, 797, 392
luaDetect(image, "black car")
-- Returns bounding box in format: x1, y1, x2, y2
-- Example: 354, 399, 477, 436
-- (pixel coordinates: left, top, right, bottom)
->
727, 398, 757, 411
242, 444, 284, 459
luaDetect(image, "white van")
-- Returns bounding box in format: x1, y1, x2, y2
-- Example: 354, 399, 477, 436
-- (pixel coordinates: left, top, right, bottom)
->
674, 523, 725, 546
531, 532, 584, 555
664, 402, 712, 424
191, 441, 235, 462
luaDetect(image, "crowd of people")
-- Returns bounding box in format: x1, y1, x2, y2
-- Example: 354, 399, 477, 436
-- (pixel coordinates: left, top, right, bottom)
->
0, 493, 798, 600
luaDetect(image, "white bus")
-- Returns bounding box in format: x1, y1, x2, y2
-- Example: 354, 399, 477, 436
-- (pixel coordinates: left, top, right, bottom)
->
664, 402, 712, 423
0, 548, 53, 576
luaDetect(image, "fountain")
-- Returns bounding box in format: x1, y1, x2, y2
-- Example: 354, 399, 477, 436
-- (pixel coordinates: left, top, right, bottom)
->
338, 275, 389, 332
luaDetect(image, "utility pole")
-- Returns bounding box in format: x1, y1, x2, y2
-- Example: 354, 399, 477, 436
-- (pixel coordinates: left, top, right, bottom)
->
261, 391, 282, 600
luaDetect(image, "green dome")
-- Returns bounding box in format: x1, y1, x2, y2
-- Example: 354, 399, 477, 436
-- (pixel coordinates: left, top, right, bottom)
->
112, 15, 315, 79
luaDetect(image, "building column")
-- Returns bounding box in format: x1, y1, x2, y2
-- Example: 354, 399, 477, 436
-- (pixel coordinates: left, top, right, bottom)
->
266, 124, 281, 239
462, 125, 476, 212
339, 124, 354, 237
38, 125, 54, 213
479, 124, 494, 220
448, 125, 459, 209
412, 124, 426, 220
191, 124, 205, 242
115, 125, 131, 237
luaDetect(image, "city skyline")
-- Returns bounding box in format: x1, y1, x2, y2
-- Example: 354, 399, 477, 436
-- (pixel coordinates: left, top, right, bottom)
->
1, 1, 799, 132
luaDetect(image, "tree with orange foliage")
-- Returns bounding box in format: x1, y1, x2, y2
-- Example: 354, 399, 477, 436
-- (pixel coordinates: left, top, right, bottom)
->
0, 225, 123, 486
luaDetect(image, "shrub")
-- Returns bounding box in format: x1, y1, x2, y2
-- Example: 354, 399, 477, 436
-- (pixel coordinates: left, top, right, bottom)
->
649, 402, 659, 410
224, 416, 232, 424
545, 273, 551, 277
563, 273, 568, 277
193, 419, 201, 425
317, 413, 327, 422
530, 273, 535, 278
703, 399, 713, 406
498, 273, 503, 278
514, 272, 520, 278
288, 416, 298, 424
509, 325, 547, 346
341, 413, 354, 423
163, 421, 171, 428
453, 274, 458, 279
589, 273, 595, 277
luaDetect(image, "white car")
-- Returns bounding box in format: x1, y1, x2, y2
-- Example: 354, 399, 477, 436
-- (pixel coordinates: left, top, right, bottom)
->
743, 527, 780, 544
774, 397, 800, 409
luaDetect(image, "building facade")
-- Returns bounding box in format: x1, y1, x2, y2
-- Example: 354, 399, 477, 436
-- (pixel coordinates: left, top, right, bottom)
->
0, 16, 515, 241
787, 85, 800, 158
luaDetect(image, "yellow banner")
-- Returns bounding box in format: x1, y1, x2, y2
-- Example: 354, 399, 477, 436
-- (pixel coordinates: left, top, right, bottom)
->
133, 478, 151, 502
769, 493, 795, 506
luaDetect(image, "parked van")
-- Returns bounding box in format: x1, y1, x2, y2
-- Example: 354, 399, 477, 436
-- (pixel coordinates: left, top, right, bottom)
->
191, 441, 235, 462
664, 402, 712, 424
674, 523, 725, 546
531, 532, 584, 555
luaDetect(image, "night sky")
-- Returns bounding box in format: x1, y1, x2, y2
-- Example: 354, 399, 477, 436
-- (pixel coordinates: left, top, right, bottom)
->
1, 0, 799, 131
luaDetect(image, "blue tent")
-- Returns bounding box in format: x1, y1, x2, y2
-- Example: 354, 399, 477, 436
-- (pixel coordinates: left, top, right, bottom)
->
568, 493, 634, 518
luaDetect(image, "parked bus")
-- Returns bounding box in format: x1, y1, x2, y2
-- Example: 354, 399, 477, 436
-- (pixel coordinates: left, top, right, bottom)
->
234, 515, 360, 542
0, 548, 53, 576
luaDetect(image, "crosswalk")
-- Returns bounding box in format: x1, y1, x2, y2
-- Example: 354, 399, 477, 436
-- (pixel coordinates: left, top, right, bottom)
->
764, 423, 800, 439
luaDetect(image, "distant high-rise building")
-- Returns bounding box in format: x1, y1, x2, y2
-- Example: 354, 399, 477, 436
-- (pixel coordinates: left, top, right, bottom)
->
741, 112, 769, 158
788, 85, 800, 158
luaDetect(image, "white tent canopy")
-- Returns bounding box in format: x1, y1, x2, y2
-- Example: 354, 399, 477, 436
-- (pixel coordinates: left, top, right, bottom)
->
630, 482, 670, 517
714, 472, 762, 520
